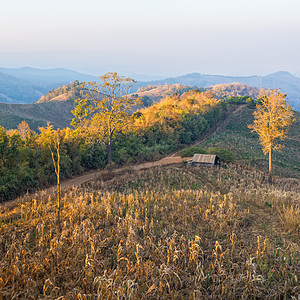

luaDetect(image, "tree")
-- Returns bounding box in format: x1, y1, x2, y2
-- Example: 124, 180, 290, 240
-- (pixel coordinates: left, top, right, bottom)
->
72, 72, 141, 169
38, 124, 63, 229
17, 121, 32, 141
248, 89, 294, 184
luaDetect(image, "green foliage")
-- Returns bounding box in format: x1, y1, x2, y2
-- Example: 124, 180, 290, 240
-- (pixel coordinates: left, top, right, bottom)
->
225, 95, 255, 104
140, 95, 153, 107
0, 124, 101, 202
207, 147, 235, 162
180, 146, 206, 157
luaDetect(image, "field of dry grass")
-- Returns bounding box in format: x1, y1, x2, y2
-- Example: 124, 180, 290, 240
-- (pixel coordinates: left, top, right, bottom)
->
0, 164, 299, 299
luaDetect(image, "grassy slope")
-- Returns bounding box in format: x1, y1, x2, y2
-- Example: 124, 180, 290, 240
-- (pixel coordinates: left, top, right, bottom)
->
0, 165, 299, 299
200, 105, 300, 178
0, 100, 75, 131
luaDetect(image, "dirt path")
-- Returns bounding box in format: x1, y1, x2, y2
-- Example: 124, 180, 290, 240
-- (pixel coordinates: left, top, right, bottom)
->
1, 156, 183, 209
60, 156, 183, 189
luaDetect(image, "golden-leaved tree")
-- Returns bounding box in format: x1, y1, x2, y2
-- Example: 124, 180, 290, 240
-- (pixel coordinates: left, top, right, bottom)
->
72, 72, 141, 169
248, 89, 294, 184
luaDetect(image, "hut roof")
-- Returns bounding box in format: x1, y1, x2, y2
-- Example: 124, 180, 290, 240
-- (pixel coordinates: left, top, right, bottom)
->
192, 154, 218, 164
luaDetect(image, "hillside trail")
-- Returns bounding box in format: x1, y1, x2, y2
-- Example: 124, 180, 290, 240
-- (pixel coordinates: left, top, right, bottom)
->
59, 156, 183, 189
170, 104, 246, 157
1, 156, 183, 210
1, 105, 244, 209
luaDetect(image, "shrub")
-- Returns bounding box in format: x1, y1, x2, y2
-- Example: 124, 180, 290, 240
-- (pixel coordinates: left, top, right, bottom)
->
180, 146, 206, 157
207, 147, 235, 162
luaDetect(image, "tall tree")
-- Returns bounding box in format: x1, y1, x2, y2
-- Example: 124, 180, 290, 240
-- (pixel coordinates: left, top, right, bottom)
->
248, 89, 294, 184
72, 72, 141, 169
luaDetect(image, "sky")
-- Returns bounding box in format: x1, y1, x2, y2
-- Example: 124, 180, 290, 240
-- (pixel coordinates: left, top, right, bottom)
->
1, 0, 300, 78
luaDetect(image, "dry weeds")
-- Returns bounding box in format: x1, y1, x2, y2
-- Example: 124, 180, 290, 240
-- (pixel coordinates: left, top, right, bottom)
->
0, 164, 299, 299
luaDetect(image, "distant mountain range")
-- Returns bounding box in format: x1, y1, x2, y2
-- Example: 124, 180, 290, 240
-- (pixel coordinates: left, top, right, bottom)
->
134, 71, 300, 110
0, 67, 97, 104
0, 67, 299, 110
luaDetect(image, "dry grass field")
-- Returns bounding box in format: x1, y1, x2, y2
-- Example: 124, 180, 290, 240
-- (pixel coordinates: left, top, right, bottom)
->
0, 164, 299, 299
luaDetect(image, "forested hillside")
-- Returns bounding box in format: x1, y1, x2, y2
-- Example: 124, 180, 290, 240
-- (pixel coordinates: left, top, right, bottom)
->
0, 72, 43, 104
133, 82, 259, 105
0, 82, 253, 131
0, 89, 225, 202
1, 79, 298, 203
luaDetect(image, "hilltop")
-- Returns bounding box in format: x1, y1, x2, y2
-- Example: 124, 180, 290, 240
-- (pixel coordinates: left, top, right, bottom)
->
35, 81, 83, 103
134, 84, 194, 104
136, 71, 300, 110
134, 82, 260, 105
209, 82, 260, 99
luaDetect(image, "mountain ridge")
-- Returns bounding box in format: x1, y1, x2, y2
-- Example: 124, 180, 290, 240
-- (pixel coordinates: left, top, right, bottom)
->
0, 67, 98, 104
0, 67, 299, 110
135, 71, 299, 109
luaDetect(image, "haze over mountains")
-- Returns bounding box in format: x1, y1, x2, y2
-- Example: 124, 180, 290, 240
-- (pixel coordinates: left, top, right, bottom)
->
0, 67, 299, 110
0, 67, 97, 104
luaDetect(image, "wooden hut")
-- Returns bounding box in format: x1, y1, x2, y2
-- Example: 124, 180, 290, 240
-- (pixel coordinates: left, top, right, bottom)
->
187, 154, 220, 167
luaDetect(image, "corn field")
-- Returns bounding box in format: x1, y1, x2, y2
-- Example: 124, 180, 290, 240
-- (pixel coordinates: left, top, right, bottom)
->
0, 164, 299, 299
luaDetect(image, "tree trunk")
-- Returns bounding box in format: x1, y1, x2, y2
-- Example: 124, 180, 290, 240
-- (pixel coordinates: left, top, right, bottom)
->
35, 145, 38, 180
268, 147, 272, 185
57, 175, 61, 230
57, 147, 61, 231
107, 141, 112, 171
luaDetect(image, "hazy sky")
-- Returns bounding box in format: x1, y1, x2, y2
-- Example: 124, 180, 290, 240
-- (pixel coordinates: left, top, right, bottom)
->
1, 0, 300, 78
